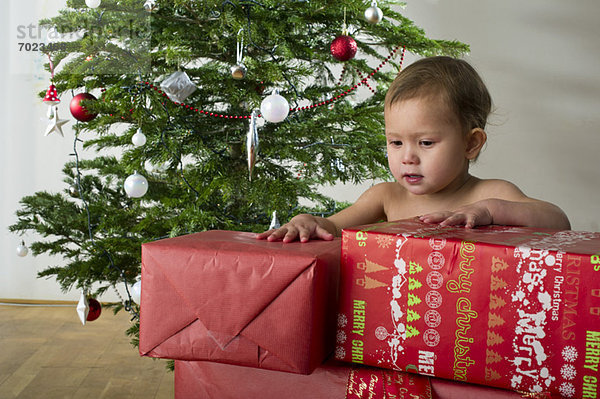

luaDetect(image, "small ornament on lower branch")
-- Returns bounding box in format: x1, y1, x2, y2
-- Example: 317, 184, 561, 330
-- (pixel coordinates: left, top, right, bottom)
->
16, 241, 28, 257
76, 291, 102, 325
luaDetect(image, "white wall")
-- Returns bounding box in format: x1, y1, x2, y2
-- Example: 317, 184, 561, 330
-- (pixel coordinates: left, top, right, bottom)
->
2, 0, 599, 300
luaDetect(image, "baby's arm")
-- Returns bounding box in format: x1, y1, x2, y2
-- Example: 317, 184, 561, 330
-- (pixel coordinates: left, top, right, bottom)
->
420, 180, 571, 230
257, 183, 388, 242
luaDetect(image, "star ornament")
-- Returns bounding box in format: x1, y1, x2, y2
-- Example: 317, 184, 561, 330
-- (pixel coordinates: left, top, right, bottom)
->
44, 107, 69, 137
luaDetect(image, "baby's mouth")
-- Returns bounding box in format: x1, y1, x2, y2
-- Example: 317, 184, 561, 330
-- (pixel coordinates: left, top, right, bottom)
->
403, 174, 423, 183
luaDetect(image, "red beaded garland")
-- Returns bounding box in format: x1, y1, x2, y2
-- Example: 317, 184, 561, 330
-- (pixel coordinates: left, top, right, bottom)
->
140, 45, 405, 119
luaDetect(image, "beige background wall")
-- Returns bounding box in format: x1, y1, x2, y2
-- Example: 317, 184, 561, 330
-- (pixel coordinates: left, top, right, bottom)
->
2, 0, 599, 300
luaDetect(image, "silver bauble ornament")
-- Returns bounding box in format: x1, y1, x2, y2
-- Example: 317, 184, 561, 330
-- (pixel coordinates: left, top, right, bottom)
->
364, 5, 383, 24
231, 64, 247, 80
69, 184, 80, 197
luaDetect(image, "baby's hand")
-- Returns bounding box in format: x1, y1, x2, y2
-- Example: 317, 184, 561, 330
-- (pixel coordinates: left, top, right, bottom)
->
256, 214, 335, 243
419, 201, 493, 229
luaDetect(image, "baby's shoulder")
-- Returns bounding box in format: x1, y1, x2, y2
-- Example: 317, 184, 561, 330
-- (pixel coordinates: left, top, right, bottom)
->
366, 181, 406, 197
470, 177, 526, 200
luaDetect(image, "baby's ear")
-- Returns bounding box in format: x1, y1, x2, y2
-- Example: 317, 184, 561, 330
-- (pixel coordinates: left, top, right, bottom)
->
465, 128, 487, 160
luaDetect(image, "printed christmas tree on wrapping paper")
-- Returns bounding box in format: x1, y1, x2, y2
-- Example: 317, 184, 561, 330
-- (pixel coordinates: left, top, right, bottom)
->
406, 325, 420, 338
485, 368, 501, 381
487, 313, 505, 328
491, 275, 508, 291
8, 0, 468, 350
406, 309, 421, 322
407, 293, 422, 307
491, 256, 510, 273
409, 261, 423, 275
489, 293, 507, 310
408, 277, 422, 290
487, 330, 505, 346
486, 349, 502, 364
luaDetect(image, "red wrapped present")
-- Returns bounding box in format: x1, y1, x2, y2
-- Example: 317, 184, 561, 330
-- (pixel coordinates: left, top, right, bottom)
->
335, 219, 600, 398
174, 358, 524, 398
139, 230, 341, 374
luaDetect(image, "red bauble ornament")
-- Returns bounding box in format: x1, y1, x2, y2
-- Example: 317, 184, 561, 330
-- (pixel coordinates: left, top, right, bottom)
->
70, 92, 98, 122
86, 297, 102, 322
330, 35, 357, 61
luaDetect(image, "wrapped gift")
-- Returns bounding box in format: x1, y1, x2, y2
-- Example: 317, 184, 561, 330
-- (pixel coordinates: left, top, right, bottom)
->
139, 230, 341, 374
174, 358, 523, 399
335, 219, 600, 398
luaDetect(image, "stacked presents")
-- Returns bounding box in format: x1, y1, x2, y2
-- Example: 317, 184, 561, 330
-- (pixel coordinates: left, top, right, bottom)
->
139, 221, 600, 398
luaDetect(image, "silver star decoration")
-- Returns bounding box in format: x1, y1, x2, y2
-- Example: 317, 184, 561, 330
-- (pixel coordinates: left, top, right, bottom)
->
44, 107, 69, 137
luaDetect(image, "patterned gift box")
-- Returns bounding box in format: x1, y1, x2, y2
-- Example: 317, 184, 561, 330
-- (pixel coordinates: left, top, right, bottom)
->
335, 219, 600, 398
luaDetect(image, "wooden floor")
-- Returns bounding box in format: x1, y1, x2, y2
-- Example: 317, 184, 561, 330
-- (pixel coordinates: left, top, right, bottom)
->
0, 304, 174, 399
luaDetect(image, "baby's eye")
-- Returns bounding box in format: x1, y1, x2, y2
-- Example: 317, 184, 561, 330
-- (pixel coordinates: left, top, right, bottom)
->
420, 140, 434, 147
389, 140, 402, 147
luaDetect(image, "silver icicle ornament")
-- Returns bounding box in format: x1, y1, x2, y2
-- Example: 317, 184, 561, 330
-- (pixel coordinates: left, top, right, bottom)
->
269, 211, 281, 230
247, 109, 259, 180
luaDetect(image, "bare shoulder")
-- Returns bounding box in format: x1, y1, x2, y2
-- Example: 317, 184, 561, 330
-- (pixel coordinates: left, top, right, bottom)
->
471, 178, 531, 201
358, 181, 403, 199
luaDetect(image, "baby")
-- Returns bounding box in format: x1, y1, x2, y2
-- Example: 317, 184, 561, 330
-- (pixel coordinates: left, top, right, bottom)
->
258, 56, 570, 243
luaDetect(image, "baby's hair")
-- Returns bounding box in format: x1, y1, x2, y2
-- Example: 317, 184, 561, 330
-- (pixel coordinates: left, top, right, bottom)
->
385, 56, 492, 132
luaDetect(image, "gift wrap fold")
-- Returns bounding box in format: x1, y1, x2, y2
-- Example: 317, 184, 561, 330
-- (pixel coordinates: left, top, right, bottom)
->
174, 358, 523, 399
336, 219, 600, 398
139, 230, 341, 374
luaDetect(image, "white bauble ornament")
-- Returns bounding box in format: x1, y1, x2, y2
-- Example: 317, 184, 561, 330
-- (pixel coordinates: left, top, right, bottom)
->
132, 128, 147, 147
260, 92, 289, 123
85, 0, 101, 9
124, 171, 148, 198
131, 280, 142, 304
144, 0, 159, 12
16, 241, 28, 257
364, 3, 383, 24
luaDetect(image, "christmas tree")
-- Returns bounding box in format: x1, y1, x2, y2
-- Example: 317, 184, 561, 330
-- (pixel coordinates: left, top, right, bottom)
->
9, 0, 467, 345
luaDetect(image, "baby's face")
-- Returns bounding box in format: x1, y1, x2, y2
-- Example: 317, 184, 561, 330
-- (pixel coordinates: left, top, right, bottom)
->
384, 95, 470, 196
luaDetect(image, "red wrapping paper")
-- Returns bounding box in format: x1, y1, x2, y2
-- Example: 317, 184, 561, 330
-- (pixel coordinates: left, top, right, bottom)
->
139, 230, 341, 374
174, 358, 523, 398
336, 219, 600, 398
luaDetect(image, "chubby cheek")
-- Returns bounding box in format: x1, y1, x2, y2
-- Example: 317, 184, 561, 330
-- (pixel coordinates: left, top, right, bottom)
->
386, 151, 402, 181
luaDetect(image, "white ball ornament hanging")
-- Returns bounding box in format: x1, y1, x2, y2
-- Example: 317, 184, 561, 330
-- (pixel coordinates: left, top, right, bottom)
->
131, 280, 142, 304
16, 241, 28, 257
132, 128, 147, 147
260, 91, 290, 123
85, 0, 101, 9
124, 171, 148, 198
364, 1, 383, 24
